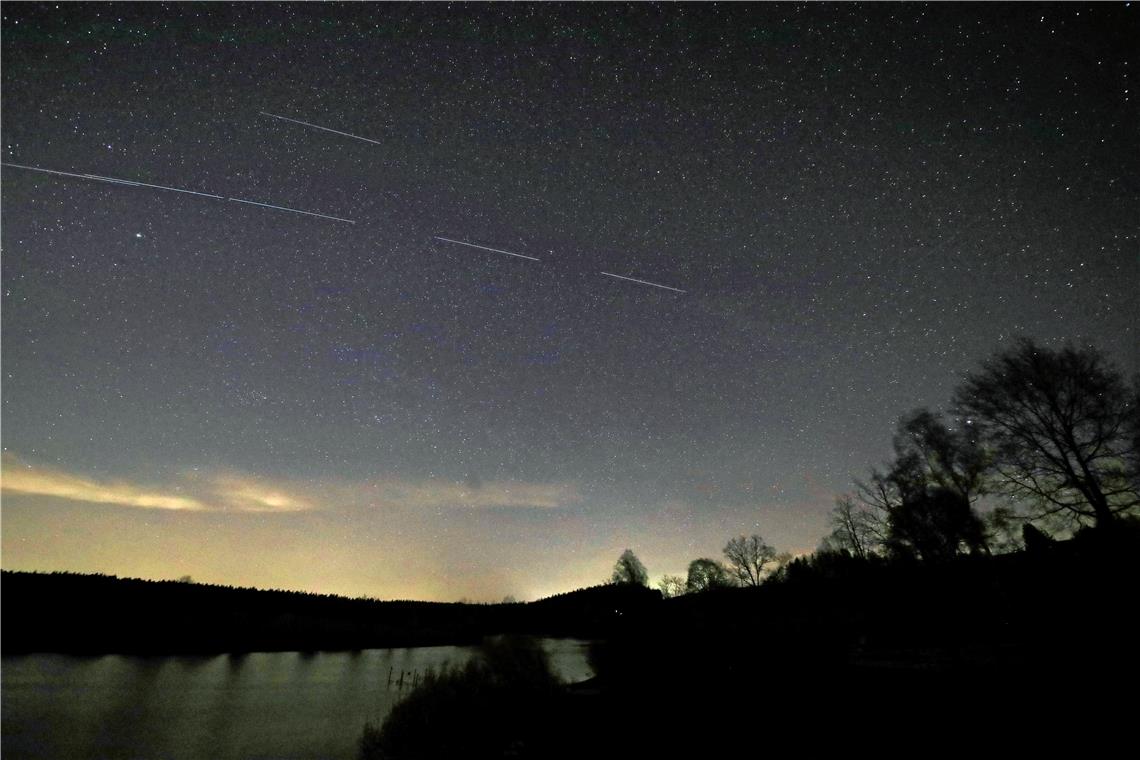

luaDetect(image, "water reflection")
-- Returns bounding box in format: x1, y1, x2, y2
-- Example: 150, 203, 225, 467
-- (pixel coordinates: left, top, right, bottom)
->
1, 640, 592, 760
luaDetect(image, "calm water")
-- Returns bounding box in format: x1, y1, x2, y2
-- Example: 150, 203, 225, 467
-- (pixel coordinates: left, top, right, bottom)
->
1, 639, 593, 760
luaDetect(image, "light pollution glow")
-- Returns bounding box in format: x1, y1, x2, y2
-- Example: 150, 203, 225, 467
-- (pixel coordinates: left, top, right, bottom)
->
0, 452, 610, 601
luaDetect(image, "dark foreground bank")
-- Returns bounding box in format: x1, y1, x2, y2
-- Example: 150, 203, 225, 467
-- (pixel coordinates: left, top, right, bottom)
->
359, 528, 1140, 756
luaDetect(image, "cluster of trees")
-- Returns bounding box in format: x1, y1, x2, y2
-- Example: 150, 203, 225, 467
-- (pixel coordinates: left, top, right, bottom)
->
605, 339, 1136, 596
823, 338, 1139, 561
609, 535, 791, 598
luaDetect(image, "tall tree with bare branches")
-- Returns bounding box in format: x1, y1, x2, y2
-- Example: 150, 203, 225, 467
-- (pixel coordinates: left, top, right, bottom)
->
954, 338, 1138, 528
823, 495, 883, 560
722, 535, 778, 586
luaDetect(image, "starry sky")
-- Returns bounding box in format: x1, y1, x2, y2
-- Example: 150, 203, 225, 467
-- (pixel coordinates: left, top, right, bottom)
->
2, 3, 1136, 601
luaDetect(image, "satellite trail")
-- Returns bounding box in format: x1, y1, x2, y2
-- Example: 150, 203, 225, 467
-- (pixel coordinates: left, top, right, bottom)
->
600, 272, 686, 293
2, 162, 355, 224
4, 163, 685, 284
433, 236, 540, 261
1, 162, 225, 199
260, 111, 383, 146
227, 197, 355, 223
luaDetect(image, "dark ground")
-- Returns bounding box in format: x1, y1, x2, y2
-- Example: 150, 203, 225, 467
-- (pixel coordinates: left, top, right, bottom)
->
5, 529, 1137, 754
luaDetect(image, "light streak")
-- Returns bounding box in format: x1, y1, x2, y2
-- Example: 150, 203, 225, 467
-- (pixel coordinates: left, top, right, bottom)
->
433, 236, 540, 261
260, 111, 384, 146
599, 271, 686, 293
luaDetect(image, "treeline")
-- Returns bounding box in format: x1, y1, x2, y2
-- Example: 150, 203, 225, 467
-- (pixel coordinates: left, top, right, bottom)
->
606, 536, 791, 599
0, 572, 657, 655
608, 338, 1138, 599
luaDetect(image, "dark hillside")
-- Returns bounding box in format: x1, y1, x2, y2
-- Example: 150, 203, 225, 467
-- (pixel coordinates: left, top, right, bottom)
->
0, 572, 657, 655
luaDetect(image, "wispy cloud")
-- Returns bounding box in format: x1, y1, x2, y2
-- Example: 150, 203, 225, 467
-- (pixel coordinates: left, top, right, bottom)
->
1, 454, 207, 511
0, 454, 578, 513
1, 454, 309, 513
348, 479, 578, 510
199, 473, 314, 512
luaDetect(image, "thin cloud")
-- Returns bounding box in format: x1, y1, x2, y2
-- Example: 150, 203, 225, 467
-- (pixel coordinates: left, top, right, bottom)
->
190, 472, 314, 512
1, 454, 207, 511
218, 482, 311, 511
353, 479, 579, 510
1, 455, 311, 513
1, 453, 578, 513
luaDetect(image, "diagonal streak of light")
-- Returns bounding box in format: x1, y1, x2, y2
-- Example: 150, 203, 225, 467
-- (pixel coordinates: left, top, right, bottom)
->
599, 271, 686, 293
433, 236, 541, 261
260, 111, 384, 146
2, 161, 354, 223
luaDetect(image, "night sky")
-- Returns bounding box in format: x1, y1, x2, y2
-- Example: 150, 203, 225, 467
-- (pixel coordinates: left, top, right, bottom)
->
2, 3, 1136, 601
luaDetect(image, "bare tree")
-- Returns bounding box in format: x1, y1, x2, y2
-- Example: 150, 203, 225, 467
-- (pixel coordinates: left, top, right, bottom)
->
954, 339, 1138, 528
656, 575, 687, 598
722, 535, 777, 586
824, 495, 885, 559
851, 469, 896, 537
610, 549, 649, 586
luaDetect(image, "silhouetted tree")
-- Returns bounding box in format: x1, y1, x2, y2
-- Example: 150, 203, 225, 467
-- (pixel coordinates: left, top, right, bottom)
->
886, 487, 987, 561
845, 467, 903, 557
685, 558, 733, 593
984, 505, 1025, 554
843, 407, 989, 560
1022, 523, 1055, 553
954, 339, 1139, 528
764, 552, 796, 583
722, 534, 777, 586
823, 495, 885, 559
610, 549, 649, 586
656, 575, 687, 598
892, 408, 989, 504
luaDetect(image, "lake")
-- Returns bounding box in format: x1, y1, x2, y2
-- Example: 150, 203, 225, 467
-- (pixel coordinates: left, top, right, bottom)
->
1, 639, 593, 760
